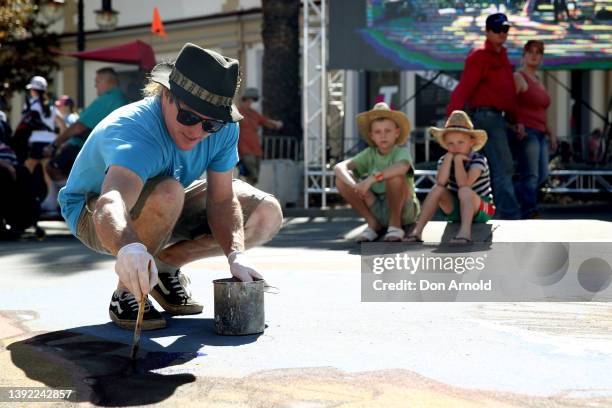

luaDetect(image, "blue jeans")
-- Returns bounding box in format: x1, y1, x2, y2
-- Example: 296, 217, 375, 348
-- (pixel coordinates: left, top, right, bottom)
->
472, 110, 520, 219
512, 127, 549, 218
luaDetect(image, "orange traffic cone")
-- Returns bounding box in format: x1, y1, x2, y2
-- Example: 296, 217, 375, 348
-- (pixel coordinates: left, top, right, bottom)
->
152, 7, 167, 39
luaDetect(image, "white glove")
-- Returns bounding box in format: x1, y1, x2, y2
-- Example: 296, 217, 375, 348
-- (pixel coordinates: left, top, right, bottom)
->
115, 243, 158, 299
228, 251, 263, 282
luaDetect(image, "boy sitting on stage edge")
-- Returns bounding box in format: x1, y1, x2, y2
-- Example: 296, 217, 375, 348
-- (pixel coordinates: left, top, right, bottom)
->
406, 110, 495, 244
334, 102, 420, 242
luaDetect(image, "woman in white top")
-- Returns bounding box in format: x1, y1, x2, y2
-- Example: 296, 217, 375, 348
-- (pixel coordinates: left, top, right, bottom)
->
22, 76, 64, 173
22, 76, 65, 214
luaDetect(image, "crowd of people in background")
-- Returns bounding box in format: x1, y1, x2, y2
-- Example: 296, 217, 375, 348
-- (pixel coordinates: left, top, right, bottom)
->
0, 68, 129, 239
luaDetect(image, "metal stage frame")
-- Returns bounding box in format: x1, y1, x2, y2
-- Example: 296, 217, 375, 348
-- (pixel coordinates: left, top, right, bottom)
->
412, 170, 612, 194
303, 0, 328, 208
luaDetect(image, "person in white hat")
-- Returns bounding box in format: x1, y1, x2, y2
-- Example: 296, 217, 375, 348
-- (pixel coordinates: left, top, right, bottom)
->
22, 76, 61, 166
405, 110, 495, 244
20, 76, 64, 211
334, 102, 420, 242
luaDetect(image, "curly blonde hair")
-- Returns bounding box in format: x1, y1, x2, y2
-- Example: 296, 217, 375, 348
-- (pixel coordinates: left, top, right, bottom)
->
142, 79, 165, 98
141, 60, 174, 98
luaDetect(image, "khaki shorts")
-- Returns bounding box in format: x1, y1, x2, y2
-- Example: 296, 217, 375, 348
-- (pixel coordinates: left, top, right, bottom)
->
369, 194, 420, 227
75, 177, 273, 255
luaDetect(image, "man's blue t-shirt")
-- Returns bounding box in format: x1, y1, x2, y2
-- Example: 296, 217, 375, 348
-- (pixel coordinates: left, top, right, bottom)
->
58, 96, 239, 235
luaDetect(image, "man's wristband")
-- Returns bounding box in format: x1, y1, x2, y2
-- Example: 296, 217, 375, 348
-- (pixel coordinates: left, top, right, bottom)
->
228, 250, 242, 264
117, 242, 147, 257
374, 171, 384, 182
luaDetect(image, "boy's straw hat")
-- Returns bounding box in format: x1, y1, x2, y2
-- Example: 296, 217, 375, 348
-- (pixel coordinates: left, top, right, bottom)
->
356, 102, 411, 147
429, 110, 488, 151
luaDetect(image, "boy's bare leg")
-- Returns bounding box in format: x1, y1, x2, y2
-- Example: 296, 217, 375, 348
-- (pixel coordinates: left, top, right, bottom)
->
336, 178, 380, 230
385, 175, 408, 228
408, 185, 454, 239
453, 186, 481, 241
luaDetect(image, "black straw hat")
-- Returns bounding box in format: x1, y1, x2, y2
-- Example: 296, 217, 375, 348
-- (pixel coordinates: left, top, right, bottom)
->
151, 43, 243, 122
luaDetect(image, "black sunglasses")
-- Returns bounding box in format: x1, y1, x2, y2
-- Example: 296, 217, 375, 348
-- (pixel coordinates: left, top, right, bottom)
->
490, 25, 510, 34
174, 98, 226, 133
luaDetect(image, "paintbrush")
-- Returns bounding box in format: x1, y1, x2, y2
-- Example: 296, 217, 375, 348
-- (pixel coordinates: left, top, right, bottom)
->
129, 292, 145, 360
130, 261, 153, 361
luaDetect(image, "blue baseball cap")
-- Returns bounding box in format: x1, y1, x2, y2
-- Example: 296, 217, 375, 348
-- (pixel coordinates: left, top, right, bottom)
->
486, 13, 511, 30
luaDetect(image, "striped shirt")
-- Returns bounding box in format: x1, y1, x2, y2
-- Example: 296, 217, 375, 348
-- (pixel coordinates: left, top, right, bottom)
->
0, 143, 17, 166
437, 152, 492, 199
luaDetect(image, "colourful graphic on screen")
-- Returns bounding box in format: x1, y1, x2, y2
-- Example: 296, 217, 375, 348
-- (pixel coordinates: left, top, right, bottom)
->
357, 0, 612, 70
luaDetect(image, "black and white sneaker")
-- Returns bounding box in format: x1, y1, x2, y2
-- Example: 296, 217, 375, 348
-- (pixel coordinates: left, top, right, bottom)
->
109, 289, 166, 330
151, 270, 203, 315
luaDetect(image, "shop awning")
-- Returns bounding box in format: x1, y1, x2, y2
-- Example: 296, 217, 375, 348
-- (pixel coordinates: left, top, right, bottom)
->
56, 40, 156, 71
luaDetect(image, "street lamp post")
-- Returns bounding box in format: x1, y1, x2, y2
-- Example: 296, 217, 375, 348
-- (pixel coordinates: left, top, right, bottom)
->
95, 0, 119, 31
77, 0, 84, 108
39, 0, 65, 23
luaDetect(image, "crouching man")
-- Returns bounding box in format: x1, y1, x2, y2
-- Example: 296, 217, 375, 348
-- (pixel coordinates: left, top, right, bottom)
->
58, 43, 283, 330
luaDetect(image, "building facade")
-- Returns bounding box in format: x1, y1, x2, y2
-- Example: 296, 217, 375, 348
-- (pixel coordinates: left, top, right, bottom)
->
10, 1, 610, 170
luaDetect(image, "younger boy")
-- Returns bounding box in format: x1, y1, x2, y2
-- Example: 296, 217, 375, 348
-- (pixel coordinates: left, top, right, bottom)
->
406, 110, 495, 244
334, 102, 420, 242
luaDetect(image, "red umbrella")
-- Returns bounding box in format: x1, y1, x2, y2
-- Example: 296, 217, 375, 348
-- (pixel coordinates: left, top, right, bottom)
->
56, 40, 156, 71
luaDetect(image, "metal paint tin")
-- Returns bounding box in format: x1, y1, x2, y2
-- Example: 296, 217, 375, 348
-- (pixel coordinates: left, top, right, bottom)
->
213, 278, 265, 335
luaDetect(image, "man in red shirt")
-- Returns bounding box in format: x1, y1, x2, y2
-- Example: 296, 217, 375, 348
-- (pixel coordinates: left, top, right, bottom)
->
237, 88, 282, 185
447, 13, 520, 219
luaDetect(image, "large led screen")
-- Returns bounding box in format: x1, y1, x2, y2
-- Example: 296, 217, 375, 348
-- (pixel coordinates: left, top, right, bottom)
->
329, 0, 612, 70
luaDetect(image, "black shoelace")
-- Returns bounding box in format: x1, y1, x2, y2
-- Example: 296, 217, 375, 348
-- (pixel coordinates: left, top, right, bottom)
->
119, 291, 152, 313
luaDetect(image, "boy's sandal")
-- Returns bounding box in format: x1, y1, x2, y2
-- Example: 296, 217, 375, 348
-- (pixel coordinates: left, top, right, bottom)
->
450, 236, 472, 244
404, 234, 423, 243
383, 226, 405, 242
356, 227, 378, 243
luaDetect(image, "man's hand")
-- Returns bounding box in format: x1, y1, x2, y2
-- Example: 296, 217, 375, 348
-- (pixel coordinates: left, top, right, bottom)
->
228, 251, 263, 282
516, 123, 527, 140
443, 152, 455, 162
115, 243, 159, 299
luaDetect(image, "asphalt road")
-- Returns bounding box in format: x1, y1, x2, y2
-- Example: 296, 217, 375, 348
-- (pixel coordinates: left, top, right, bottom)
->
1, 209, 611, 407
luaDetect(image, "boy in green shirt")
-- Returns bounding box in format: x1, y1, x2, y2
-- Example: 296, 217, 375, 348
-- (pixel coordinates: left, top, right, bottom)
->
334, 102, 420, 242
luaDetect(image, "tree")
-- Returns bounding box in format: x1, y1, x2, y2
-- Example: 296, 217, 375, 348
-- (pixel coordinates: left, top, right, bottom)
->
0, 1, 59, 103
261, 0, 301, 140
